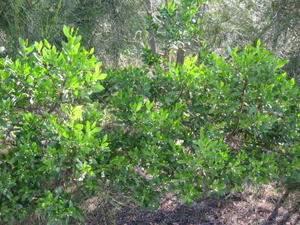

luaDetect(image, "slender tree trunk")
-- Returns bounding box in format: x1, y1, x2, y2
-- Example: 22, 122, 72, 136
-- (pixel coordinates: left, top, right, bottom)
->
164, 47, 170, 63
111, 0, 121, 68
195, 2, 208, 65
163, 0, 170, 62
176, 47, 185, 66
163, 46, 170, 72
271, 0, 288, 52
196, 51, 202, 66
149, 36, 157, 54
146, 0, 157, 54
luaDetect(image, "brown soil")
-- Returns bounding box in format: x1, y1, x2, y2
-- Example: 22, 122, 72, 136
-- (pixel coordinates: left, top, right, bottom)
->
84, 184, 300, 225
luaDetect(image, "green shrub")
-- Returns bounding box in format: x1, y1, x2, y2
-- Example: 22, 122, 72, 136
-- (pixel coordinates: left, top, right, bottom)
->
99, 40, 299, 204
0, 26, 299, 224
0, 27, 107, 224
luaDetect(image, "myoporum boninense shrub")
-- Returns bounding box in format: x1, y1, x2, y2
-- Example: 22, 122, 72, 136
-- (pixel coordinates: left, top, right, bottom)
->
0, 27, 108, 224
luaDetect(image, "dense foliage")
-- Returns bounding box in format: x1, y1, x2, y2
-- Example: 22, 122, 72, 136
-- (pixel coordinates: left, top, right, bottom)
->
0, 28, 299, 224
0, 27, 108, 223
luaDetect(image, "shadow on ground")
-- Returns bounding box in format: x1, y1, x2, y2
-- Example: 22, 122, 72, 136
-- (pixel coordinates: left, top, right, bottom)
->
117, 197, 228, 225
84, 185, 300, 225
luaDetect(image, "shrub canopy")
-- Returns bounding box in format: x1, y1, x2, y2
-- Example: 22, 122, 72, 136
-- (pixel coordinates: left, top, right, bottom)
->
0, 27, 299, 224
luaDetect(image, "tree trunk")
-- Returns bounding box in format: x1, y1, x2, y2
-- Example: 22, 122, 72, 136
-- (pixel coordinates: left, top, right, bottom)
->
196, 51, 201, 66
146, 0, 157, 54
176, 47, 185, 66
149, 36, 157, 54
164, 47, 170, 63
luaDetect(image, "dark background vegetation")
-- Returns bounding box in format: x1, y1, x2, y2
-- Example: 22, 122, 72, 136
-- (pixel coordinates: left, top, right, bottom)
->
0, 0, 300, 80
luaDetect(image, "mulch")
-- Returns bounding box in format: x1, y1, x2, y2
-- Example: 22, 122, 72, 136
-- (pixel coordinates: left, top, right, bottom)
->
84, 185, 300, 225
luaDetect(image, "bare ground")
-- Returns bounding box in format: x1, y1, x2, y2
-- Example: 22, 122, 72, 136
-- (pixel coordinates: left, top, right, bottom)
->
83, 184, 300, 225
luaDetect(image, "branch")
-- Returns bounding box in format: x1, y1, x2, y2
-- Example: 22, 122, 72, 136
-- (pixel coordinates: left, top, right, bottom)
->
48, 78, 67, 114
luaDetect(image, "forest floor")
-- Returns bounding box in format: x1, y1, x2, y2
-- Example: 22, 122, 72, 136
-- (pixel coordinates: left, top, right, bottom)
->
83, 184, 300, 225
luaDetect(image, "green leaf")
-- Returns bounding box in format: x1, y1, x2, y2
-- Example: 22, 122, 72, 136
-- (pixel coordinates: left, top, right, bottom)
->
91, 127, 101, 134
94, 72, 107, 81
75, 123, 84, 131
94, 83, 104, 92
63, 25, 70, 38
257, 39, 262, 47
131, 102, 143, 112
